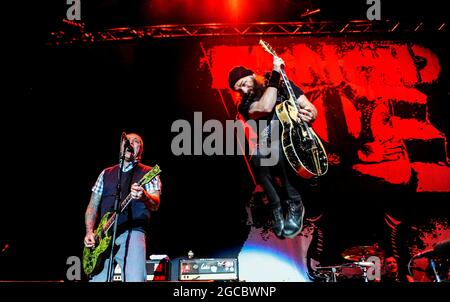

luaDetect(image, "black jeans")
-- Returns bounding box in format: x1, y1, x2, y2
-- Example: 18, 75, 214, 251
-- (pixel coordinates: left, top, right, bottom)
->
251, 141, 302, 210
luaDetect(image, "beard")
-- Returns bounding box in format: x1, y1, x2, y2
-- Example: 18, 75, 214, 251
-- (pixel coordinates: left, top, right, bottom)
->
246, 77, 266, 99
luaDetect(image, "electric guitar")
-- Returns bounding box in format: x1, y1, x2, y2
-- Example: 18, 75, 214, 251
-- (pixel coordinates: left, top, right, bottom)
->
82, 164, 161, 276
259, 39, 328, 178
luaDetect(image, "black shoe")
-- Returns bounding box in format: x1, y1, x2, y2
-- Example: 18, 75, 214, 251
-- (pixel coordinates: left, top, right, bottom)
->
271, 206, 285, 238
283, 200, 305, 239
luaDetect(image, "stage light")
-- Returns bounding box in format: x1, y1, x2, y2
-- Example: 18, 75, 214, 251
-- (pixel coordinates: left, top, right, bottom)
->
238, 243, 311, 282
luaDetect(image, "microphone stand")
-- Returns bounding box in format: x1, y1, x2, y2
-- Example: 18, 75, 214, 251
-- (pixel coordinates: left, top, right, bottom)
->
106, 139, 127, 282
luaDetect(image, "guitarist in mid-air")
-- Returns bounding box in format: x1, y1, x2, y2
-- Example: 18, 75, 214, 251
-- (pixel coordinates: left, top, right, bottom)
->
83, 133, 161, 281
228, 55, 317, 239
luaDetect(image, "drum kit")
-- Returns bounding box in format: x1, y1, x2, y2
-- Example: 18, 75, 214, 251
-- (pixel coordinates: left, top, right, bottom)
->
313, 240, 450, 282
315, 244, 385, 282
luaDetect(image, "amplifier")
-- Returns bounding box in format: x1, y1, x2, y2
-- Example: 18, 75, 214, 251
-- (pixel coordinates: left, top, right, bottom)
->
179, 258, 238, 281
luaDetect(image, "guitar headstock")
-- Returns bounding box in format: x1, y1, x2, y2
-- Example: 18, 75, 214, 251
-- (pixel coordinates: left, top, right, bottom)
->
259, 39, 277, 57
140, 164, 161, 186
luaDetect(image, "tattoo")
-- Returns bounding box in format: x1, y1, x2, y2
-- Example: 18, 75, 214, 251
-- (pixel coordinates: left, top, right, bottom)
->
85, 192, 102, 233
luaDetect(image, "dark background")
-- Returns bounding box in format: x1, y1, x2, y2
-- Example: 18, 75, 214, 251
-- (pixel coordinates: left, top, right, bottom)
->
1, 0, 448, 281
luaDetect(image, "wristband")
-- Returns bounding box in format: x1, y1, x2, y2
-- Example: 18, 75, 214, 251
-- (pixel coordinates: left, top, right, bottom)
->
267, 70, 281, 89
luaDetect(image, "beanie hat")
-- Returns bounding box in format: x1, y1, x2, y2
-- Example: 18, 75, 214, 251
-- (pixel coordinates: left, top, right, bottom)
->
228, 66, 254, 90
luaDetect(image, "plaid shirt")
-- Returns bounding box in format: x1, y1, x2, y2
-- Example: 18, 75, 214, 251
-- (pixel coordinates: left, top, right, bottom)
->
92, 162, 161, 196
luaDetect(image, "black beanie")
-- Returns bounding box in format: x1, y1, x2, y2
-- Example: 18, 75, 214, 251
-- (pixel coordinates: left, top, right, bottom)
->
228, 66, 254, 90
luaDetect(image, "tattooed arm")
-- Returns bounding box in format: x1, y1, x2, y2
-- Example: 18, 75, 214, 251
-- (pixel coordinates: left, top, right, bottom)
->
84, 192, 102, 247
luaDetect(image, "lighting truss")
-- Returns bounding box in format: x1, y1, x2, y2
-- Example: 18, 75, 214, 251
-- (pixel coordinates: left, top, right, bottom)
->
48, 20, 447, 45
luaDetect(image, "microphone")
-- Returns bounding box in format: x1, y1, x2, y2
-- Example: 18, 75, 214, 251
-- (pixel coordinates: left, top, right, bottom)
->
121, 132, 134, 152
414, 240, 450, 258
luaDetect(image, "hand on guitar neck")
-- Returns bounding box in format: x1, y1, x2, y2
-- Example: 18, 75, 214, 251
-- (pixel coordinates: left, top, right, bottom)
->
131, 182, 160, 211
273, 56, 285, 73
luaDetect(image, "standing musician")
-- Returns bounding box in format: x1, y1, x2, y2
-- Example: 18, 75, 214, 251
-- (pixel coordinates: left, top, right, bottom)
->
84, 133, 161, 281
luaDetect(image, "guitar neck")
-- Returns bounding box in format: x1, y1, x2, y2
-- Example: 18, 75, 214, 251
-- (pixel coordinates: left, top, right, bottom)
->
279, 69, 298, 107
279, 68, 311, 129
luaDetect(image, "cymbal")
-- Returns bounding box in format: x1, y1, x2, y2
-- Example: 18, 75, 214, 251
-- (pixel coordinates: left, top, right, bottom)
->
341, 245, 384, 261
